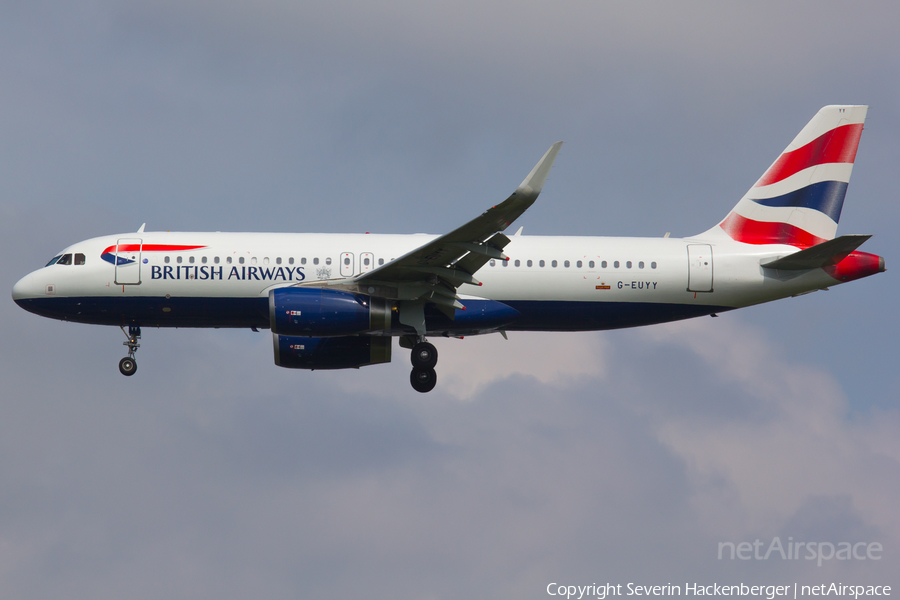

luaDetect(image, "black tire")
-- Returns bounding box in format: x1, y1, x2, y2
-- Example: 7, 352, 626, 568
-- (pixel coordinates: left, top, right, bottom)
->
410, 342, 438, 369
410, 367, 437, 393
119, 357, 137, 376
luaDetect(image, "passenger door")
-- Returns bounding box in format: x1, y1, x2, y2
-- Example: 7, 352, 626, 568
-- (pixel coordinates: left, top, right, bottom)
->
114, 238, 142, 285
686, 244, 713, 292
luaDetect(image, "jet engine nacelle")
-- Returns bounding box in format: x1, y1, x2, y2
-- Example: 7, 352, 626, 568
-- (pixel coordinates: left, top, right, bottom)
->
273, 334, 392, 369
269, 287, 391, 336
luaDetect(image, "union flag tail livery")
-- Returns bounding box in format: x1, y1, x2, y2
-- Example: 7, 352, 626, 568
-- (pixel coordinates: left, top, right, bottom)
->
710, 105, 866, 247
12, 107, 885, 393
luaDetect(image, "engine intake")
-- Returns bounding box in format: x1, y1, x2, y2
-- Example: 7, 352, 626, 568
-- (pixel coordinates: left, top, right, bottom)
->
269, 287, 391, 336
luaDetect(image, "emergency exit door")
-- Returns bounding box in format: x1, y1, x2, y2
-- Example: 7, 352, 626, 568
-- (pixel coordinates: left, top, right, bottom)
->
360, 252, 374, 273
340, 252, 354, 277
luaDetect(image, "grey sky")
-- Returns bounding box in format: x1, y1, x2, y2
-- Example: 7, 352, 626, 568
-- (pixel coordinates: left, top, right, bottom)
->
2, 1, 898, 598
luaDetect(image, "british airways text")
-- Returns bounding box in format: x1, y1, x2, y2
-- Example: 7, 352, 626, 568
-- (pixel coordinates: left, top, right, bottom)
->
151, 265, 306, 282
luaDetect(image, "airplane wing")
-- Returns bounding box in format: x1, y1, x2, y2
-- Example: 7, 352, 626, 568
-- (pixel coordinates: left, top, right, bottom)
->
350, 142, 563, 310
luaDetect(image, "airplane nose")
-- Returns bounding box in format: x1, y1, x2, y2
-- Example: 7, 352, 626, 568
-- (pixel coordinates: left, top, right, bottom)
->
11, 272, 40, 306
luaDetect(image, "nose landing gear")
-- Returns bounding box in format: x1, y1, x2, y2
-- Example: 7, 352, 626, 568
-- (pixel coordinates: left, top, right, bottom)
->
119, 325, 141, 376
409, 339, 437, 393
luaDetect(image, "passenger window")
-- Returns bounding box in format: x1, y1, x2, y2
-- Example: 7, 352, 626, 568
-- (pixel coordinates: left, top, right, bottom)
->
614, 261, 620, 268
177, 256, 183, 264
515, 259, 521, 267
639, 261, 644, 269
325, 257, 332, 265
576, 260, 582, 268
363, 257, 370, 266
201, 256, 207, 264
651, 262, 657, 269
564, 260, 570, 268
527, 260, 533, 267
226, 256, 233, 264
344, 257, 351, 266
502, 260, 508, 267
313, 258, 319, 265
239, 257, 245, 265
189, 256, 195, 264
250, 257, 257, 265
589, 261, 595, 268
214, 257, 220, 264
301, 258, 307, 265
288, 257, 294, 265
626, 261, 632, 269
490, 259, 496, 267
74, 253, 86, 265
378, 258, 384, 265
276, 257, 282, 265
165, 256, 170, 264
551, 260, 558, 267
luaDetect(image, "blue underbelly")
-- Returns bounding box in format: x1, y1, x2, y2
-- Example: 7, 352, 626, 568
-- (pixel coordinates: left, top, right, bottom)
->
15, 295, 730, 332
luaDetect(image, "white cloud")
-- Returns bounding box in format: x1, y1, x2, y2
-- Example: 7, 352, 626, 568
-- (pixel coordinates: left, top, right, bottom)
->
428, 331, 610, 400
637, 318, 900, 544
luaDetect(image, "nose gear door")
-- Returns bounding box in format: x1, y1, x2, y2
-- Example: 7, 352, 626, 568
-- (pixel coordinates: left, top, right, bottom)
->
115, 238, 143, 285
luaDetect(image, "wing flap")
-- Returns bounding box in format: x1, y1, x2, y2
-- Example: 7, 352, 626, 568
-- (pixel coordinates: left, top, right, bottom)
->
454, 232, 512, 276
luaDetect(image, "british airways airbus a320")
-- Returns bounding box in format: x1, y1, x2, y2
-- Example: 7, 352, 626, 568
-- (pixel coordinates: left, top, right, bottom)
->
12, 106, 885, 392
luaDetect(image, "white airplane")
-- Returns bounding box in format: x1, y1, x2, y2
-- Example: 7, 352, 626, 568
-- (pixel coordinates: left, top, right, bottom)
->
12, 105, 885, 392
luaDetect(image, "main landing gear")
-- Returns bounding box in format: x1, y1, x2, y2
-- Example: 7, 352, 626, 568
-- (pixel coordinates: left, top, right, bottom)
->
409, 339, 438, 393
118, 325, 141, 376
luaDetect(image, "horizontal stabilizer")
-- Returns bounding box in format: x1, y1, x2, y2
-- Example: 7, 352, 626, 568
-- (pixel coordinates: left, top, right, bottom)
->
761, 234, 871, 270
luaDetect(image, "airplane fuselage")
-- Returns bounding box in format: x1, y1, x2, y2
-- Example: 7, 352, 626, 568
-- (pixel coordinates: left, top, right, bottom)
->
12, 231, 879, 335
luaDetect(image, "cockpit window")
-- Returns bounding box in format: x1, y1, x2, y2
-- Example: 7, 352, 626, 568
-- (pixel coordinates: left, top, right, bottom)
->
57, 254, 73, 266
45, 255, 62, 267
74, 253, 86, 265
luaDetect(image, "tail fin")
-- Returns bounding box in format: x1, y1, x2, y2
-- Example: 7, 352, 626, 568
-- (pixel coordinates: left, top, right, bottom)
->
705, 105, 867, 247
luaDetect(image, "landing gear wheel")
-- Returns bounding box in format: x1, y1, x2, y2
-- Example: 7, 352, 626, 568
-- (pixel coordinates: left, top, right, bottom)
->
410, 367, 437, 393
410, 342, 438, 369
119, 325, 141, 377
119, 356, 137, 376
